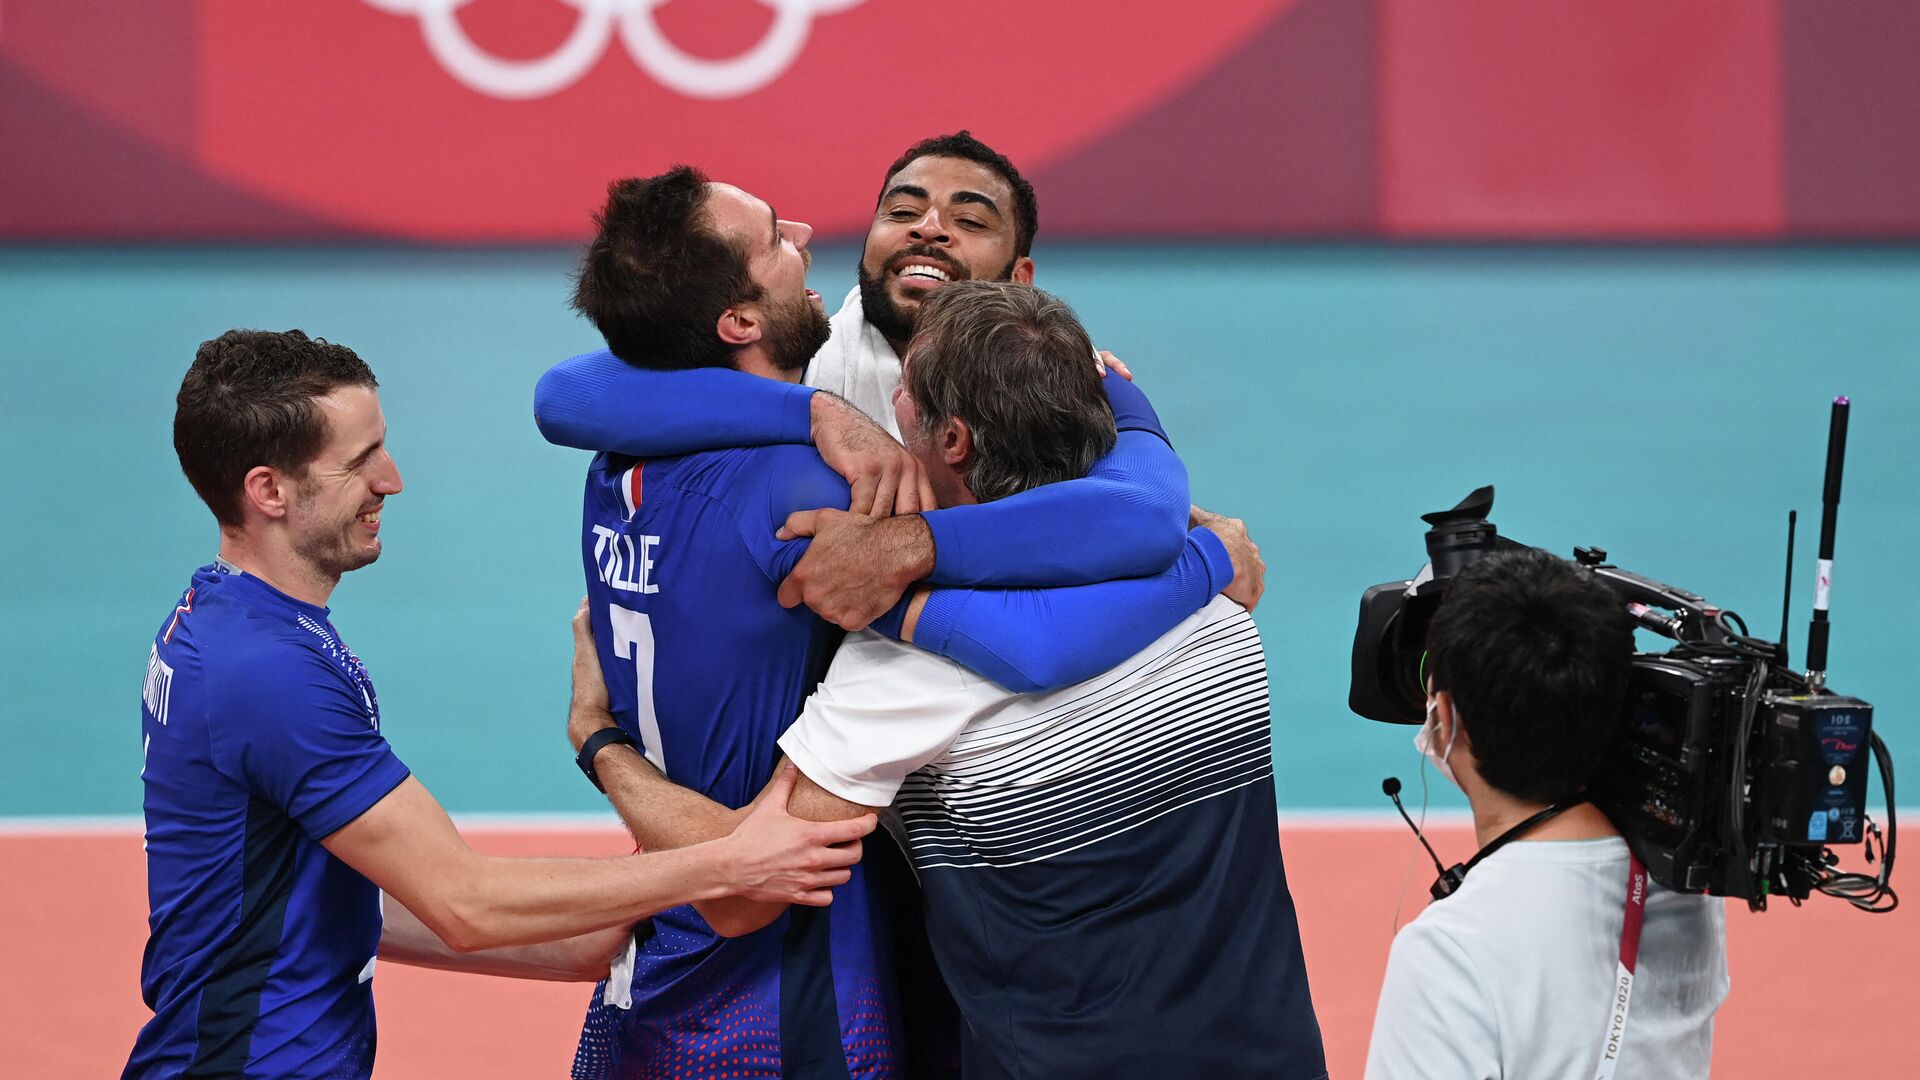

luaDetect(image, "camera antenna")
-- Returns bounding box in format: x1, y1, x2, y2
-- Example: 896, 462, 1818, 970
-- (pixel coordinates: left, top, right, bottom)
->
1805, 397, 1851, 689
1779, 510, 1796, 668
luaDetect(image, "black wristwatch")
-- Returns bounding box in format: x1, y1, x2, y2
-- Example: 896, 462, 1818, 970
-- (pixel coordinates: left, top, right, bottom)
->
576, 727, 639, 793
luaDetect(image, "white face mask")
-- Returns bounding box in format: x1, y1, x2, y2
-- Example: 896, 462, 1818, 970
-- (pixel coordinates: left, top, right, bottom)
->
1413, 696, 1460, 787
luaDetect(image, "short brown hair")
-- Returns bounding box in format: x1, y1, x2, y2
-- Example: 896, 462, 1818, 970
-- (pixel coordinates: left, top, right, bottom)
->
173, 330, 378, 526
572, 166, 763, 370
905, 281, 1114, 502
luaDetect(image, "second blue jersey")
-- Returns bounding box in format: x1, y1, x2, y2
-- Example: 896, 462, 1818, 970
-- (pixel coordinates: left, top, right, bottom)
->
126, 565, 410, 1079
575, 443, 905, 1080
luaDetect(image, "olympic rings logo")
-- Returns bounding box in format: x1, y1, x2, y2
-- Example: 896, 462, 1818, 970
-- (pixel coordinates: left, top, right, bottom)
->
361, 0, 869, 101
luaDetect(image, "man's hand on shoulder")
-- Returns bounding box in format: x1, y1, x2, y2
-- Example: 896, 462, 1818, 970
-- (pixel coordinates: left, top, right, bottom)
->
1191, 504, 1265, 611
776, 508, 933, 631
809, 392, 936, 518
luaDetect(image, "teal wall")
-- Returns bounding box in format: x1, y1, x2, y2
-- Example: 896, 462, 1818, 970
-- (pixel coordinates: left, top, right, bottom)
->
2, 244, 1913, 817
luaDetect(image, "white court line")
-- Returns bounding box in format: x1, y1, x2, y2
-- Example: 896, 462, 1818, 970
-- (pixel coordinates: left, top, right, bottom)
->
2, 809, 1459, 836
1277, 808, 1473, 830
0, 812, 626, 836
5, 807, 1911, 837
0, 815, 145, 835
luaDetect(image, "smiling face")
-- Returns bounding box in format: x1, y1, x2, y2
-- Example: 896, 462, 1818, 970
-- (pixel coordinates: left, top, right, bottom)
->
287, 384, 402, 579
857, 155, 1034, 353
703, 182, 831, 373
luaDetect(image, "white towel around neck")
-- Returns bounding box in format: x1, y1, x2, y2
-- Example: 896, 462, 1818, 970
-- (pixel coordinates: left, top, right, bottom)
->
804, 286, 904, 438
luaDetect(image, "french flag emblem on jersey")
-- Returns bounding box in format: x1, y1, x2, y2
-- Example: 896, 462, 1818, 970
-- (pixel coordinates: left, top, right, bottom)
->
619, 463, 645, 519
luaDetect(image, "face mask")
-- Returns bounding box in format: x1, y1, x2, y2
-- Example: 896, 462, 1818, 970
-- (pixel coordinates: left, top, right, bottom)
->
1414, 696, 1460, 787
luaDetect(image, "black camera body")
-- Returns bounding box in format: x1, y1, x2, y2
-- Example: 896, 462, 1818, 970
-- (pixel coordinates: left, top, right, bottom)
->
1350, 486, 1881, 905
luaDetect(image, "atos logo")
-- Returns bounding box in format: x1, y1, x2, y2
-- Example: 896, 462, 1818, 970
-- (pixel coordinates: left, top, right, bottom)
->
361, 0, 869, 100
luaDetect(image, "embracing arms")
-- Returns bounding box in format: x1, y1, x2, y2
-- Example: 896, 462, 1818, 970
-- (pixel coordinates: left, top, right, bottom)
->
562, 603, 869, 938
533, 352, 1191, 598
322, 765, 868, 954
375, 894, 634, 982
536, 351, 932, 517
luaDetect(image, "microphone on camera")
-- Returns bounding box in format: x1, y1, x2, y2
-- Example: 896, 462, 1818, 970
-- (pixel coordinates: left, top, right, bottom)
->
1383, 777, 1466, 899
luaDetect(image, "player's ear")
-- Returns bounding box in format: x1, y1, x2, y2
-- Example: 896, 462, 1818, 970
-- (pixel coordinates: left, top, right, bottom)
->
1011, 256, 1034, 285
717, 303, 760, 347
1431, 690, 1463, 748
240, 465, 292, 521
940, 417, 973, 466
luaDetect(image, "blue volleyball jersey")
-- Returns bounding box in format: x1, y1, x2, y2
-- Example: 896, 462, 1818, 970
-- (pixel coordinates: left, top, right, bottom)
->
575, 444, 906, 1079
126, 564, 411, 1079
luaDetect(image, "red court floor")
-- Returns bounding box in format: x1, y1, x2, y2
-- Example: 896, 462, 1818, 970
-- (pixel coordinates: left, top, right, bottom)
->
5, 824, 1910, 1077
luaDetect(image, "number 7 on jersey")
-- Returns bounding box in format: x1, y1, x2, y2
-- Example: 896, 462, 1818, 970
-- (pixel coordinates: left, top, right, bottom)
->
607, 603, 667, 773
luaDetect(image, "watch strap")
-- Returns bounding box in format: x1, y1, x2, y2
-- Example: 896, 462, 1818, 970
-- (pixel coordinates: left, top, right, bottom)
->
576, 727, 639, 793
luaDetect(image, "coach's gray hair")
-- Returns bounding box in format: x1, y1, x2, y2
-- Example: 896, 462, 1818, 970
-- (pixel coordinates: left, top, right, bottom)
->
904, 281, 1117, 503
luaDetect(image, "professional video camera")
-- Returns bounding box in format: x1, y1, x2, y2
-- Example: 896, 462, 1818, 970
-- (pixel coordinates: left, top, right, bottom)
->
1349, 402, 1896, 913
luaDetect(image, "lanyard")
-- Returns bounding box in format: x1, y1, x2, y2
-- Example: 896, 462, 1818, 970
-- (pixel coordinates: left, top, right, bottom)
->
1593, 852, 1650, 1080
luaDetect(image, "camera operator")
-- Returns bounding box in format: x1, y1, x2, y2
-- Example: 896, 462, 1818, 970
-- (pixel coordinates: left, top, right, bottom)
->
1365, 548, 1729, 1079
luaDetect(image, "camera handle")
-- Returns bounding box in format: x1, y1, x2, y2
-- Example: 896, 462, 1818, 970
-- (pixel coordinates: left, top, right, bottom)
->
1584, 564, 1726, 646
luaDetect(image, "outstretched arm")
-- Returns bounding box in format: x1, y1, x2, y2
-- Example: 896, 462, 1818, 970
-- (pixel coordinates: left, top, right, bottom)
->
533, 350, 931, 515
213, 643, 865, 955
377, 894, 634, 982
323, 769, 868, 954
534, 350, 813, 454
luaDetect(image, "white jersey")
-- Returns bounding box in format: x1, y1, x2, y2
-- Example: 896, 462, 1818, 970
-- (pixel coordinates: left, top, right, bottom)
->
803, 286, 902, 437
1365, 837, 1729, 1080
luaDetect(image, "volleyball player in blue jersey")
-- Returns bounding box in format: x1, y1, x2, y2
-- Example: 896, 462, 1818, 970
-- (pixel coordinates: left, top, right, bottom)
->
553, 169, 1240, 1079
127, 330, 873, 1079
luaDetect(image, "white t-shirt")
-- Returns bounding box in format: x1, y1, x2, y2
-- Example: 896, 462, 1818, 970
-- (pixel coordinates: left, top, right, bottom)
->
1365, 837, 1728, 1080
777, 597, 1326, 1077
803, 286, 902, 438
777, 595, 1270, 845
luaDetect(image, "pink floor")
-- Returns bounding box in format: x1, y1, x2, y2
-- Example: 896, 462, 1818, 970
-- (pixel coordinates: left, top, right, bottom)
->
5, 825, 1910, 1077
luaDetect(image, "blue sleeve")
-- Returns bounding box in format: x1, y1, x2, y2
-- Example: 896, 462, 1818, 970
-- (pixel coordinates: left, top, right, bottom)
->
887, 528, 1233, 693
726, 445, 852, 583
206, 648, 411, 841
1101, 367, 1170, 438
534, 349, 816, 455
920, 375, 1188, 586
